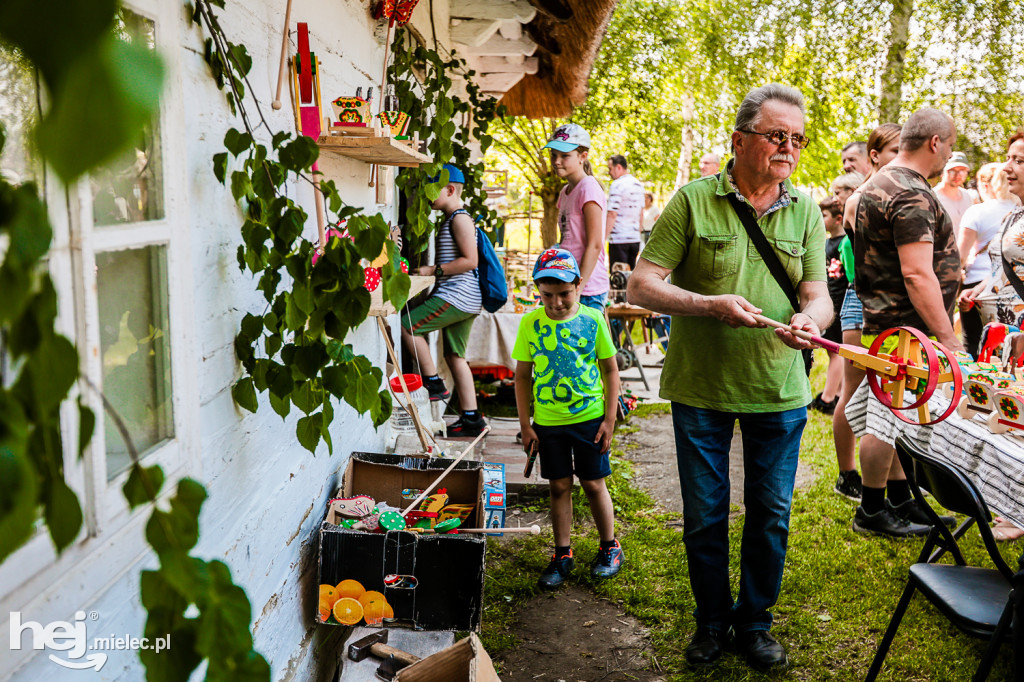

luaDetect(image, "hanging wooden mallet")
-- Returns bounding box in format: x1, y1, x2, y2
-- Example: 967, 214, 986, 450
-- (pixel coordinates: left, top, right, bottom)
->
401, 427, 490, 517
271, 0, 294, 110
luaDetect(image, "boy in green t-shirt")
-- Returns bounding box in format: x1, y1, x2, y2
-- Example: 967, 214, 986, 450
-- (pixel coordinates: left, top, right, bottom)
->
513, 248, 623, 589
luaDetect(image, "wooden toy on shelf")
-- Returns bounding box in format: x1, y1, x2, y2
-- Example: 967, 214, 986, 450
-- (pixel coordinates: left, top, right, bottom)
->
377, 110, 410, 139
331, 88, 373, 128
752, 315, 963, 425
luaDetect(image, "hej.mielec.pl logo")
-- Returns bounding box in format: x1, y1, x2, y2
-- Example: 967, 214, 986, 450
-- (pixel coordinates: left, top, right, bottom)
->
9, 610, 171, 672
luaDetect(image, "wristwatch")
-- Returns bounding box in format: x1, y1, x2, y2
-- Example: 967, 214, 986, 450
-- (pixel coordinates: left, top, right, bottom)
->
434, 264, 444, 278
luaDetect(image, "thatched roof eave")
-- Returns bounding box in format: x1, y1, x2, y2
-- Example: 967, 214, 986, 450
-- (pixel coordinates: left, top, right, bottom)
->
499, 0, 618, 119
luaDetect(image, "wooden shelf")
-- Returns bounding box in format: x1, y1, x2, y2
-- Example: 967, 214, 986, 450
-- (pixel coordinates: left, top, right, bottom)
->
368, 275, 434, 317
318, 134, 431, 167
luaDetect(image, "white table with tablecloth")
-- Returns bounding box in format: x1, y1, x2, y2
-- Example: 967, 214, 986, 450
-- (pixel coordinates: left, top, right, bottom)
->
845, 380, 1024, 529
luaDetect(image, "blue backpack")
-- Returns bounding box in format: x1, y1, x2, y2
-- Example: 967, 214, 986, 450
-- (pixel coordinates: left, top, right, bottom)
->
475, 226, 508, 313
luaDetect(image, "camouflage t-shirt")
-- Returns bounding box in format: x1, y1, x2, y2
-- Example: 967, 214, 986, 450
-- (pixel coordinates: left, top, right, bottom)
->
854, 166, 961, 334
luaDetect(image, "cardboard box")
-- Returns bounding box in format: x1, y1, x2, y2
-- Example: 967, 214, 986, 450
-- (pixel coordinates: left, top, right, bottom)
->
318, 452, 486, 631
394, 633, 500, 682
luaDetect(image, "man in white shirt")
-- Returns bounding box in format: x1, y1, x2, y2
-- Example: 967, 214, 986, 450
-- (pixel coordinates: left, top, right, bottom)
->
934, 151, 977, 237
606, 155, 645, 269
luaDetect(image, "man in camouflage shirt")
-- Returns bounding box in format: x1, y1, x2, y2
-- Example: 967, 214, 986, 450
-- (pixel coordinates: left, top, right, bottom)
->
852, 107, 964, 538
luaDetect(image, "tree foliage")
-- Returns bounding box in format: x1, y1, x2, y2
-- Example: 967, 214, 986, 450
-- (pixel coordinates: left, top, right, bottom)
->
489, 0, 1024, 216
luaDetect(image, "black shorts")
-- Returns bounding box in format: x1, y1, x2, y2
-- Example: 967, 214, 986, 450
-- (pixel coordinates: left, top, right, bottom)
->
534, 416, 612, 481
608, 242, 640, 270
822, 317, 842, 344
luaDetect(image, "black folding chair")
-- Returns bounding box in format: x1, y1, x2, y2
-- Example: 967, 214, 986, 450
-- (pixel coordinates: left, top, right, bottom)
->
865, 436, 1022, 681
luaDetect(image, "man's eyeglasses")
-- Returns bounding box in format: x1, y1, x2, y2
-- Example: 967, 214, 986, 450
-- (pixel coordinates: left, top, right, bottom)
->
737, 128, 811, 149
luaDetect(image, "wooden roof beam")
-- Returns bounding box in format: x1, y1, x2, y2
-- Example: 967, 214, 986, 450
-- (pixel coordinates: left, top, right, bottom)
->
466, 56, 539, 74
463, 33, 538, 57
450, 0, 537, 23
450, 19, 502, 47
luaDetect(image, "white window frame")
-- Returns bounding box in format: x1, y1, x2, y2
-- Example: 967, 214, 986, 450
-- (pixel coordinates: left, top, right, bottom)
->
0, 0, 198, 655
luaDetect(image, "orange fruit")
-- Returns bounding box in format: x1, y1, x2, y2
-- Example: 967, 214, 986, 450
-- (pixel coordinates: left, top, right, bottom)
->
363, 600, 386, 625
319, 584, 339, 606
383, 601, 394, 619
358, 590, 385, 609
332, 597, 364, 625
336, 579, 365, 600
318, 599, 332, 622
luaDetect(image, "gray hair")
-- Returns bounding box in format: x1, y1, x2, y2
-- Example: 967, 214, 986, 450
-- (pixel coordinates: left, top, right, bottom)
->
900, 108, 955, 152
842, 141, 867, 156
734, 83, 805, 132
831, 172, 865, 193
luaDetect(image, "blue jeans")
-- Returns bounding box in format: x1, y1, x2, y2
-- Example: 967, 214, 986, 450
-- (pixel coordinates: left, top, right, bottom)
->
579, 292, 608, 310
670, 402, 806, 634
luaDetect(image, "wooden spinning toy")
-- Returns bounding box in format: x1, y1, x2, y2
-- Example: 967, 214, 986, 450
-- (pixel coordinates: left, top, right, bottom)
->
752, 315, 963, 425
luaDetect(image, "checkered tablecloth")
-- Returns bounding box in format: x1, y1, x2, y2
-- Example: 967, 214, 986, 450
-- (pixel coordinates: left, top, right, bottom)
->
846, 380, 1024, 528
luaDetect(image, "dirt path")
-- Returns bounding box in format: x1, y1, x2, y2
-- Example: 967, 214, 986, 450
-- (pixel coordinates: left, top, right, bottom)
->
493, 410, 818, 681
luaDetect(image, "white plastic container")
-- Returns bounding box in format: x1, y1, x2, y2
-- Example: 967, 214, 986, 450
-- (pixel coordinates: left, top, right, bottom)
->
389, 374, 430, 436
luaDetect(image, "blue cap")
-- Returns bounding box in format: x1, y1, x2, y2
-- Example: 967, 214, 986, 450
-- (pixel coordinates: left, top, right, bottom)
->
427, 163, 465, 184
533, 248, 580, 283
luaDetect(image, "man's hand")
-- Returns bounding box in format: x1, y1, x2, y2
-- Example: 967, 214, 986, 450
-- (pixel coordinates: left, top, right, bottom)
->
521, 424, 539, 456
594, 416, 615, 453
705, 295, 763, 328
775, 312, 820, 350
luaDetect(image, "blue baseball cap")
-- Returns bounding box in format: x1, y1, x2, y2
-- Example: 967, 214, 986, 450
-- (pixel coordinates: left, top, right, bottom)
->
533, 248, 580, 283
427, 163, 465, 184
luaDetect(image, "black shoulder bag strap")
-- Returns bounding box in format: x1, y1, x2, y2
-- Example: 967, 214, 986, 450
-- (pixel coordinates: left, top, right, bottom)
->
726, 192, 813, 376
1002, 253, 1024, 302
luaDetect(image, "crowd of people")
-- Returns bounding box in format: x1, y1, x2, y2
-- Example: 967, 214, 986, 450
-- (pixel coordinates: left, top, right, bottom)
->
399, 82, 1024, 674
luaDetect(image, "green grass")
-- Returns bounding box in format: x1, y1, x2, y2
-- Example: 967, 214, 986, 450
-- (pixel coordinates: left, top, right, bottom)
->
481, 349, 1020, 679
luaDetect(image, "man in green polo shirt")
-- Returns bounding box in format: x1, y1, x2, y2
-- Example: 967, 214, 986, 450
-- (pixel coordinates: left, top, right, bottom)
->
627, 83, 832, 671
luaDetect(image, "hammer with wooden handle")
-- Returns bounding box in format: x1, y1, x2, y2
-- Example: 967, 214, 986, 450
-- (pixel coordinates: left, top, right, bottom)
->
347, 630, 420, 667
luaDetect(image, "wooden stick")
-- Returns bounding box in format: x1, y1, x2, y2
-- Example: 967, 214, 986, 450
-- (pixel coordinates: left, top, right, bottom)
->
401, 427, 490, 517
456, 525, 540, 535
272, 0, 294, 110
750, 313, 842, 353
312, 165, 327, 250
377, 317, 431, 452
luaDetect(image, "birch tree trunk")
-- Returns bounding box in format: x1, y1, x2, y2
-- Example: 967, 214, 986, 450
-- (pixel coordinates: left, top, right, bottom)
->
539, 188, 560, 248
673, 93, 696, 190
878, 0, 913, 124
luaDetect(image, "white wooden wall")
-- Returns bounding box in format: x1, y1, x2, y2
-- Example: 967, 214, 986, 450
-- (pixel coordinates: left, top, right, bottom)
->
1, 0, 411, 679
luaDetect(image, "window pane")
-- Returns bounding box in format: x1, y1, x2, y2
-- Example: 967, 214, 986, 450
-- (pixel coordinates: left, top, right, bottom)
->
96, 246, 174, 479
92, 9, 164, 226
0, 44, 42, 185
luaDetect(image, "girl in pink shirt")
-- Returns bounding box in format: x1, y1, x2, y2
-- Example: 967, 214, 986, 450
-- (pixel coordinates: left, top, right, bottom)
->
543, 124, 609, 308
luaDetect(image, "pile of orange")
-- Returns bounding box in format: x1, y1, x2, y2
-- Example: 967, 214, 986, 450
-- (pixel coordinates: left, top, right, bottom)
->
318, 579, 395, 625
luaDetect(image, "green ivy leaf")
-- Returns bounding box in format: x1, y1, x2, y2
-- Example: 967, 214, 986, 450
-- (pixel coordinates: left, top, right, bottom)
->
232, 377, 258, 413
0, 436, 36, 565
382, 270, 411, 311
213, 152, 228, 184
296, 413, 322, 453
37, 36, 164, 182
77, 400, 95, 459
284, 294, 307, 331
269, 390, 290, 418
321, 365, 348, 397
240, 313, 263, 340
43, 478, 83, 552
122, 463, 166, 509
278, 136, 319, 172
230, 170, 253, 201
224, 128, 253, 156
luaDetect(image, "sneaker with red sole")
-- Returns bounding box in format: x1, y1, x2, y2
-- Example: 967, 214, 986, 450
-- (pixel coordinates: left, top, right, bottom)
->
538, 552, 574, 590
446, 413, 487, 438
590, 539, 625, 578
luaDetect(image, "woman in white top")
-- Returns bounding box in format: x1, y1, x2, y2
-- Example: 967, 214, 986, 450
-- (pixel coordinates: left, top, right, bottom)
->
955, 163, 1019, 356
